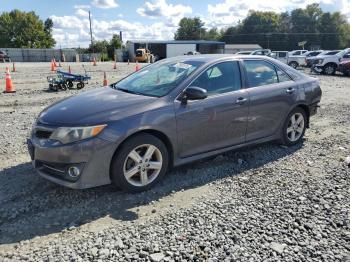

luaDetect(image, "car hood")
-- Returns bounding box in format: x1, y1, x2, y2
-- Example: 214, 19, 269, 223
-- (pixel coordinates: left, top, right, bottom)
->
38, 87, 159, 126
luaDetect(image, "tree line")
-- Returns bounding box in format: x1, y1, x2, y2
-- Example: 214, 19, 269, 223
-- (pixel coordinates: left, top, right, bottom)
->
175, 4, 350, 50
0, 10, 55, 48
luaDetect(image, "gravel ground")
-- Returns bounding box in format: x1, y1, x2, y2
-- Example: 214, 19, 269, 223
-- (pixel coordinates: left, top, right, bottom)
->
0, 62, 349, 261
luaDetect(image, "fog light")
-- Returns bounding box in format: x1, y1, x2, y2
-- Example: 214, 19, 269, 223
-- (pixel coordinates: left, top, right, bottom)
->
67, 166, 81, 178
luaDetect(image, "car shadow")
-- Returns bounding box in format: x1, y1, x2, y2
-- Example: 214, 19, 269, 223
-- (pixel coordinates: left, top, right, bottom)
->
0, 141, 303, 245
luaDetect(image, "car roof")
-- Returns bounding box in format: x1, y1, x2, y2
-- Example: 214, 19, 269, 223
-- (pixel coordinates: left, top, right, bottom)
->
162, 54, 278, 63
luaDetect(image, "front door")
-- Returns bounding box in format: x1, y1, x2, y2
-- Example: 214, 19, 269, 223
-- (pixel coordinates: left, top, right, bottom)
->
174, 61, 249, 158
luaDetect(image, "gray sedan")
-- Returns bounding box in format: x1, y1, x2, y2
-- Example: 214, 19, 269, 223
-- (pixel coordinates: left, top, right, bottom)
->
28, 55, 322, 192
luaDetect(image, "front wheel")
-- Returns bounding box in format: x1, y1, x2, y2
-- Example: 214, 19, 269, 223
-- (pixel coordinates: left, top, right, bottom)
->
289, 61, 298, 69
324, 64, 336, 75
281, 108, 307, 146
111, 133, 169, 192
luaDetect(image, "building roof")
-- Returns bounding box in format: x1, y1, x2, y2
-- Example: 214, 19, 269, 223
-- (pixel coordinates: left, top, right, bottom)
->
128, 40, 225, 45
225, 44, 262, 49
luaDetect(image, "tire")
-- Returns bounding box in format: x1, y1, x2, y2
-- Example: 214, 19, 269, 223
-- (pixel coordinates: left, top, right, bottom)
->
52, 85, 58, 92
61, 83, 67, 91
111, 133, 169, 192
280, 107, 307, 146
67, 81, 74, 89
323, 63, 336, 75
77, 82, 83, 89
288, 61, 298, 69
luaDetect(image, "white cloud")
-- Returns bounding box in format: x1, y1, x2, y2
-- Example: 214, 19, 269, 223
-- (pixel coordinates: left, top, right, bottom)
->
74, 4, 91, 9
91, 0, 118, 9
75, 9, 90, 17
206, 0, 346, 28
137, 0, 192, 26
51, 14, 175, 47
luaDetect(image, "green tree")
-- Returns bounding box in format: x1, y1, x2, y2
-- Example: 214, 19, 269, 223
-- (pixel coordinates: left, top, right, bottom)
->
107, 34, 122, 59
220, 4, 350, 50
174, 17, 206, 40
0, 9, 56, 48
203, 27, 221, 40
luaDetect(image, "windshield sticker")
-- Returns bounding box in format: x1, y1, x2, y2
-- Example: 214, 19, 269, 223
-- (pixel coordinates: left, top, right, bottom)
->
172, 63, 192, 70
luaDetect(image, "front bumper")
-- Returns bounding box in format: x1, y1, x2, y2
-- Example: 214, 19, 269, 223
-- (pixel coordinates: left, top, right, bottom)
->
28, 136, 117, 189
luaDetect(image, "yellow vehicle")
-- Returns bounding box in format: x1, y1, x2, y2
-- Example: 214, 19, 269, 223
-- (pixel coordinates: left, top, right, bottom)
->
135, 48, 155, 63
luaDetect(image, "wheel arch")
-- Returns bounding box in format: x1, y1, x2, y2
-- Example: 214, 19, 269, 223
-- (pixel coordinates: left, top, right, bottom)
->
109, 129, 175, 181
291, 104, 310, 128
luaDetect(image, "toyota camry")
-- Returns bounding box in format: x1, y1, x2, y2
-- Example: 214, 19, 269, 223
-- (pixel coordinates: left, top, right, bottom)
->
28, 55, 322, 192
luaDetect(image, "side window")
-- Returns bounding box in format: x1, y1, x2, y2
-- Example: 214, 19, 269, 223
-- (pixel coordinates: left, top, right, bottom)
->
191, 61, 241, 96
279, 52, 287, 58
243, 60, 278, 87
276, 68, 292, 82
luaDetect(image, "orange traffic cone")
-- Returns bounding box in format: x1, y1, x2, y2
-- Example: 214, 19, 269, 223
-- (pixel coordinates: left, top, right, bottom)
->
4, 67, 15, 93
54, 58, 58, 67
12, 62, 16, 72
103, 72, 108, 86
51, 60, 56, 72
93, 57, 97, 66
113, 61, 117, 70
68, 65, 71, 74
135, 61, 140, 71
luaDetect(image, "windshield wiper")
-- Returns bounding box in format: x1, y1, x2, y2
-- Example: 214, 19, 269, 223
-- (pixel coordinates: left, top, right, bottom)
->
115, 87, 143, 95
114, 86, 160, 98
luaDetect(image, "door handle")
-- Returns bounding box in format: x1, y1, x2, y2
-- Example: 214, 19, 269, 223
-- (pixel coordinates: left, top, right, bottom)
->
236, 97, 247, 104
286, 88, 295, 94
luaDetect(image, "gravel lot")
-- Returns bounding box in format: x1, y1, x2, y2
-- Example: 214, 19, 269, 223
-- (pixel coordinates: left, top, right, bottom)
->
0, 62, 349, 261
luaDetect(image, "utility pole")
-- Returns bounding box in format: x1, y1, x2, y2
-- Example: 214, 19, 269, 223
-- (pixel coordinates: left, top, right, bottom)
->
88, 11, 93, 47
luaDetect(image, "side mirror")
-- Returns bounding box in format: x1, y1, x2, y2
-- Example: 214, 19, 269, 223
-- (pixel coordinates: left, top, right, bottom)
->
182, 86, 207, 103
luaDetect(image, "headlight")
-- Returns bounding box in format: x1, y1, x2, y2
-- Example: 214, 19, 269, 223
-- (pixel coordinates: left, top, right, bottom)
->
50, 124, 107, 144
316, 59, 324, 64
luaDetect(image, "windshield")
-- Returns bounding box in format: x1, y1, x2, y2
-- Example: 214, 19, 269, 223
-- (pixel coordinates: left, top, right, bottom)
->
113, 60, 204, 97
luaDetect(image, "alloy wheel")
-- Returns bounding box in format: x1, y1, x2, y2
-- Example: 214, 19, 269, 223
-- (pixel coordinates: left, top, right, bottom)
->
286, 112, 305, 142
324, 65, 334, 75
123, 144, 163, 187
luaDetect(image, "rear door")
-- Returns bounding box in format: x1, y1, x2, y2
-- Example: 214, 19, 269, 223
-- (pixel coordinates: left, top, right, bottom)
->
242, 59, 298, 141
174, 61, 249, 157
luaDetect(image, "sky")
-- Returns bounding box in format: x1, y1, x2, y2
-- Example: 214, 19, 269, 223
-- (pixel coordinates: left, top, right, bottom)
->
1, 0, 350, 48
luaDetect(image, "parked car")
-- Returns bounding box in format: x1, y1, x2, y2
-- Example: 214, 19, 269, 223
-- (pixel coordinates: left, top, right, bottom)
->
312, 48, 350, 75
303, 50, 327, 67
235, 51, 253, 55
289, 50, 308, 56
250, 49, 271, 56
338, 60, 350, 76
28, 55, 322, 192
287, 50, 322, 68
0, 50, 11, 62
186, 51, 201, 55
270, 50, 323, 69
269, 51, 289, 64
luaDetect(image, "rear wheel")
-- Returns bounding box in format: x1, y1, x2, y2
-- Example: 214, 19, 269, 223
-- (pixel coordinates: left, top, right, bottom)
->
111, 133, 169, 192
77, 82, 84, 89
281, 107, 307, 146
